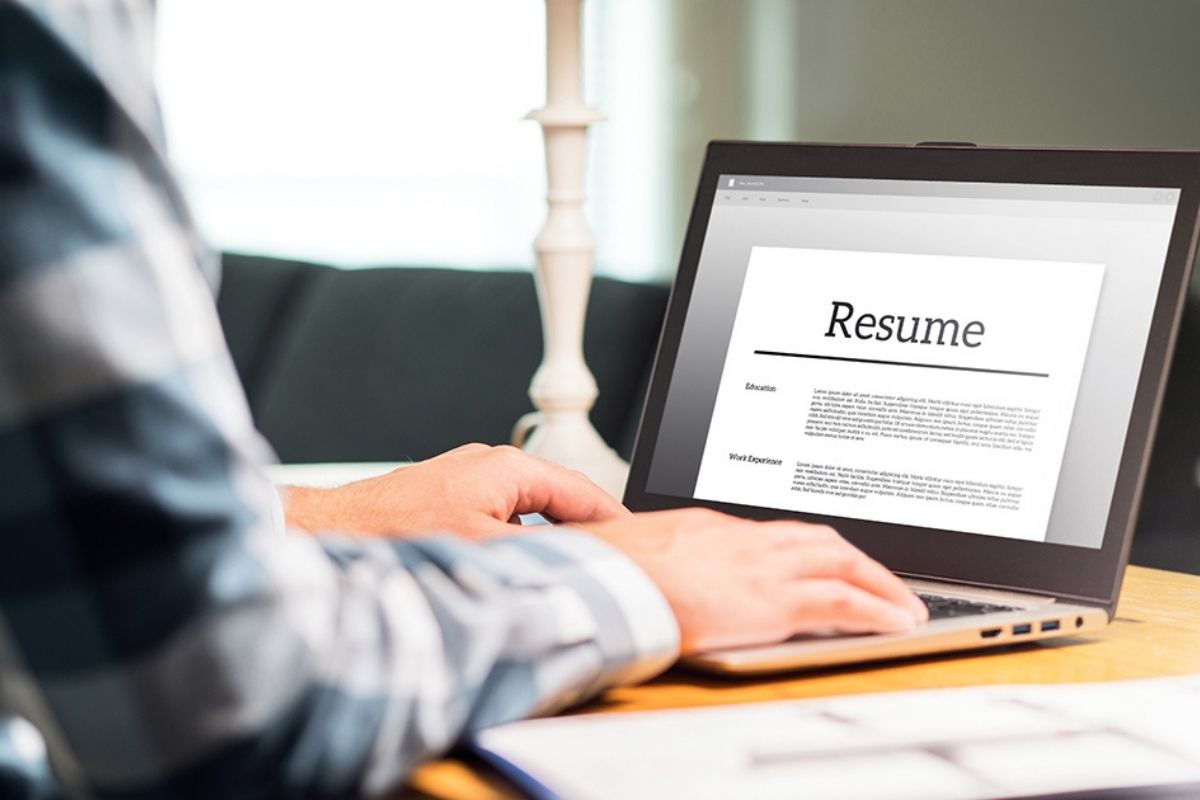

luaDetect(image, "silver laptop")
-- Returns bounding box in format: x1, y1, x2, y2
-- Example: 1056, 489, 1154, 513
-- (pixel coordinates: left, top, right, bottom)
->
623, 142, 1200, 674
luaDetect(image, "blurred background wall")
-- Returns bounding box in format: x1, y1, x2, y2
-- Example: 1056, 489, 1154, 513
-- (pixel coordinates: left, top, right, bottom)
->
157, 0, 1200, 292
671, 0, 1200, 294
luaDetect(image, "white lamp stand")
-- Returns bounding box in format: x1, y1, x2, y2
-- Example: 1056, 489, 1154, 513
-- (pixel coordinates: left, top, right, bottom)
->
514, 0, 630, 498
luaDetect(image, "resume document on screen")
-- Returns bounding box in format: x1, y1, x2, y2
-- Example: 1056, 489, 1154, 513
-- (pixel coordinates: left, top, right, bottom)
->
693, 247, 1105, 542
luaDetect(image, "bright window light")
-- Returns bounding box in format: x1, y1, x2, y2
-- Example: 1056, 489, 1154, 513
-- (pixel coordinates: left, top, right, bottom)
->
155, 0, 669, 281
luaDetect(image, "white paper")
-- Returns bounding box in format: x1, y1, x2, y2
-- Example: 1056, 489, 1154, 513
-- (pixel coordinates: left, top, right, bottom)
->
474, 676, 1200, 800
693, 246, 1104, 542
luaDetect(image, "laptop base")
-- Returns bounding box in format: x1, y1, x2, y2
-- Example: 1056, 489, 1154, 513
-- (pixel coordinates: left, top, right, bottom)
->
685, 579, 1109, 676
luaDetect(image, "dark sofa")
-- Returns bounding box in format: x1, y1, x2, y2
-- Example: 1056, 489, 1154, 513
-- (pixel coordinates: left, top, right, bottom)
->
216, 253, 1200, 574
216, 253, 668, 463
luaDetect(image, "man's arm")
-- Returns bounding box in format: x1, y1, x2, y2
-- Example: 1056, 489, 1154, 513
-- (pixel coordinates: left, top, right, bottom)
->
0, 4, 679, 796
0, 5, 926, 797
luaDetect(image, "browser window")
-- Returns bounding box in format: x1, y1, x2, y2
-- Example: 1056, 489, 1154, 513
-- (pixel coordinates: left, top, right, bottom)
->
646, 176, 1180, 548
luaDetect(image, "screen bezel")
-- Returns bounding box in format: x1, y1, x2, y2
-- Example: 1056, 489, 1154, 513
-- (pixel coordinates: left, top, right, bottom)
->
623, 142, 1200, 613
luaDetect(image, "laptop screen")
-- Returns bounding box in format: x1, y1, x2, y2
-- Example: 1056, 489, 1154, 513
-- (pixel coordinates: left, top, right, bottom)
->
644, 175, 1181, 550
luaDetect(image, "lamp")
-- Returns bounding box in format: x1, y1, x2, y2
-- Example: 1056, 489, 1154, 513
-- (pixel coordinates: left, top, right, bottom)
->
513, 0, 629, 498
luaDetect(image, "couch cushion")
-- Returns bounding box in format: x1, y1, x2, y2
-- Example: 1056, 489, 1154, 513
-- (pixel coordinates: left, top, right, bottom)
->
215, 253, 327, 404
217, 254, 667, 463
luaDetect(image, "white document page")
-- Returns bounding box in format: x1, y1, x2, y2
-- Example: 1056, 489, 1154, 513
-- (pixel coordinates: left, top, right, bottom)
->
473, 676, 1200, 800
693, 247, 1105, 541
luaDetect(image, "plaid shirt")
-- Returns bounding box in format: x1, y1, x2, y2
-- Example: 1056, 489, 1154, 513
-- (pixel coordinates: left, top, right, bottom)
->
0, 2, 679, 797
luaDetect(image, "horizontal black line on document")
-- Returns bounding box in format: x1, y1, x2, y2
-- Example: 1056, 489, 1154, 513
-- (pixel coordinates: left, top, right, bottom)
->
752, 350, 1050, 378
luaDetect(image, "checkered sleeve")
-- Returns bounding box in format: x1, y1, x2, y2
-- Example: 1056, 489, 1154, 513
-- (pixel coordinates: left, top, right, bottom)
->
0, 3, 679, 798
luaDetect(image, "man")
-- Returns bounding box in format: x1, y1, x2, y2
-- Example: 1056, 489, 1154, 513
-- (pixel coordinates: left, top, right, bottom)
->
0, 2, 927, 797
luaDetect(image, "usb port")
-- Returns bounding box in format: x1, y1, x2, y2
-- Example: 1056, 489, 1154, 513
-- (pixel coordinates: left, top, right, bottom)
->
1012, 624, 1032, 635
1041, 620, 1061, 632
980, 628, 1002, 639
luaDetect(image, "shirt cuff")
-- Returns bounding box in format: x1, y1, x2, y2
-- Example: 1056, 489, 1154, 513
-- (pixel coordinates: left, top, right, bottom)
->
501, 528, 681, 689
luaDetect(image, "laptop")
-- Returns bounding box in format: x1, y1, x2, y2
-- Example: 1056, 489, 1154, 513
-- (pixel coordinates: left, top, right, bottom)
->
623, 142, 1200, 675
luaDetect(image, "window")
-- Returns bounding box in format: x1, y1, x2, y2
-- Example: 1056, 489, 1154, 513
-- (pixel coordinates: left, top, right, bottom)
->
155, 0, 670, 281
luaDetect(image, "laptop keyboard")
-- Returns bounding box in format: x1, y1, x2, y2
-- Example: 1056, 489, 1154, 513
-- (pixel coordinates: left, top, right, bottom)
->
917, 592, 1019, 620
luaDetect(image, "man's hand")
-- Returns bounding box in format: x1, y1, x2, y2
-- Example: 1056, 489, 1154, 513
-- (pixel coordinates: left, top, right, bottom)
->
281, 443, 630, 538
578, 508, 929, 654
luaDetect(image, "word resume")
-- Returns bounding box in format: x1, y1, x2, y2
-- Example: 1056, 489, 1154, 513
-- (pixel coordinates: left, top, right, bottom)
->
693, 247, 1105, 542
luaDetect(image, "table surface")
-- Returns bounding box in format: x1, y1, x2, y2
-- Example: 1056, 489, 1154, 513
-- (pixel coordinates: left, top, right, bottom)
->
406, 565, 1200, 799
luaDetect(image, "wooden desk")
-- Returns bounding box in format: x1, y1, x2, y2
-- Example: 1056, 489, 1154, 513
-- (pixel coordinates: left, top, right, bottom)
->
407, 565, 1200, 799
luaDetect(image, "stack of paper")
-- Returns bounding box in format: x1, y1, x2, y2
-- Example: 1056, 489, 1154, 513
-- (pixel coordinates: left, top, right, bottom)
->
473, 676, 1200, 799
